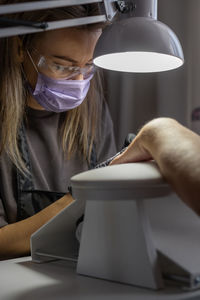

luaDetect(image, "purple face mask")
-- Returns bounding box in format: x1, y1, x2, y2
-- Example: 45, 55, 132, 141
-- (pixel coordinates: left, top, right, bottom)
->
28, 72, 93, 113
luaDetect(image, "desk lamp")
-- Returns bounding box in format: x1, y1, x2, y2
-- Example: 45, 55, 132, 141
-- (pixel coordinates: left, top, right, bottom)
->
94, 0, 184, 72
0, 0, 184, 72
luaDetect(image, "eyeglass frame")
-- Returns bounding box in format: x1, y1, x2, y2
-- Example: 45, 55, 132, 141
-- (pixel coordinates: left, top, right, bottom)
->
27, 48, 96, 80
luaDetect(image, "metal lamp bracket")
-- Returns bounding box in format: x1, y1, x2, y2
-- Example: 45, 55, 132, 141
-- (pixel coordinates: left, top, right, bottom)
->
114, 0, 157, 19
115, 1, 135, 14
103, 0, 118, 21
103, 0, 135, 20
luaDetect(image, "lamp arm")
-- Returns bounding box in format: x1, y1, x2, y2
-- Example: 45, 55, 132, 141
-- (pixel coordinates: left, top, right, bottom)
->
0, 0, 110, 38
0, 15, 107, 38
0, 0, 103, 15
0, 17, 48, 29
0, 0, 136, 38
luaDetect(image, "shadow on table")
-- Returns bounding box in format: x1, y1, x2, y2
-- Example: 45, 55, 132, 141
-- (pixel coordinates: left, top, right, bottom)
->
13, 260, 200, 300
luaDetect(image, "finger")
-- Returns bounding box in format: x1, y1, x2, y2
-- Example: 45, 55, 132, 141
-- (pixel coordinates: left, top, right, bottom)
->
110, 142, 152, 165
110, 153, 126, 165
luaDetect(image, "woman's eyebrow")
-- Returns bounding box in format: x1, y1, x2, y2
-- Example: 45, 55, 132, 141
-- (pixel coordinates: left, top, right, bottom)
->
53, 55, 93, 63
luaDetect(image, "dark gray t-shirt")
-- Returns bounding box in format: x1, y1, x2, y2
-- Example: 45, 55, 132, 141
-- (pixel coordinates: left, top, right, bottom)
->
0, 103, 116, 227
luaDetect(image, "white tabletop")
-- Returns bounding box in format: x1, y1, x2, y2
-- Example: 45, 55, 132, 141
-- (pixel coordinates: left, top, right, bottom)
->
0, 256, 200, 300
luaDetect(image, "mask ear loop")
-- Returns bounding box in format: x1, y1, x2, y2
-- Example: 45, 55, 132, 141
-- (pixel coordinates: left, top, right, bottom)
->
26, 50, 39, 73
23, 50, 40, 101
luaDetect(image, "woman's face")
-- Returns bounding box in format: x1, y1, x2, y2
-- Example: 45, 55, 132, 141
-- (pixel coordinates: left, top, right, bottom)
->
23, 27, 101, 110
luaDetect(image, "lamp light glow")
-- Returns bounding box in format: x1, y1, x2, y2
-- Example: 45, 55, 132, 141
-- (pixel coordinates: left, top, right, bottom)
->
94, 51, 184, 73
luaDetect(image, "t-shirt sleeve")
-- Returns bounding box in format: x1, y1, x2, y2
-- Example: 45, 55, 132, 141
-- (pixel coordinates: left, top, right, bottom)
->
0, 156, 17, 228
96, 101, 117, 164
0, 198, 8, 228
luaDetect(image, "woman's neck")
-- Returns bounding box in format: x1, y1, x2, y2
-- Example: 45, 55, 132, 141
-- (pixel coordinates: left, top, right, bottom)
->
27, 95, 44, 110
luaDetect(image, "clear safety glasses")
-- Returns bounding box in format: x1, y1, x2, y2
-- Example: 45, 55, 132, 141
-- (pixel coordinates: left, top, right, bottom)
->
27, 49, 96, 80
38, 56, 96, 80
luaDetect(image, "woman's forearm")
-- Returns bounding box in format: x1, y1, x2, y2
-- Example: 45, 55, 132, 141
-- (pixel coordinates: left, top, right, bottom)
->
0, 194, 74, 260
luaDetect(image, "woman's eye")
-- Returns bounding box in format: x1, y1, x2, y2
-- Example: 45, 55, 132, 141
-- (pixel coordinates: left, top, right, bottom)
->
85, 63, 94, 70
53, 64, 65, 72
69, 66, 79, 71
52, 64, 76, 74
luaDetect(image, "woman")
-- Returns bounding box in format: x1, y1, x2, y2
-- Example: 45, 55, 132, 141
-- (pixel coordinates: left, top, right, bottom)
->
0, 2, 116, 259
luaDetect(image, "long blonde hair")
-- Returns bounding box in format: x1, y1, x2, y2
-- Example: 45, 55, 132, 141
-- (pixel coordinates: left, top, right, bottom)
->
0, 1, 107, 173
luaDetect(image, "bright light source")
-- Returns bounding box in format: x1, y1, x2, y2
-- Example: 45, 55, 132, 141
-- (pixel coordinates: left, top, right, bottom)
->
94, 52, 184, 73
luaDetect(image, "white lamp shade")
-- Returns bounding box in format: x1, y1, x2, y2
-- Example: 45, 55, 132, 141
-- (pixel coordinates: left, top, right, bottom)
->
94, 17, 184, 73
